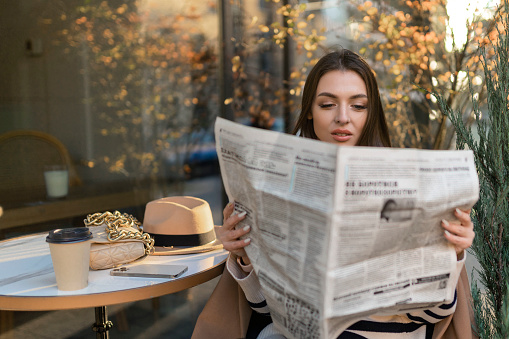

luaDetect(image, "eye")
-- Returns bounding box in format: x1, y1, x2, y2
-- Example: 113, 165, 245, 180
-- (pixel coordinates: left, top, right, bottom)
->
319, 103, 335, 108
352, 105, 368, 110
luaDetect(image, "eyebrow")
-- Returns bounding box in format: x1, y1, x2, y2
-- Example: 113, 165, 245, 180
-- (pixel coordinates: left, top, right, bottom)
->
316, 92, 368, 100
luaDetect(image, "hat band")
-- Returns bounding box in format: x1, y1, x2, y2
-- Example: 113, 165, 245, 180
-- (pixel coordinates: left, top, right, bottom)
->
151, 229, 216, 247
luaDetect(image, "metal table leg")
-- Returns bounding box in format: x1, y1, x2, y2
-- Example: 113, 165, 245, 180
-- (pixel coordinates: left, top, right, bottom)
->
92, 306, 113, 339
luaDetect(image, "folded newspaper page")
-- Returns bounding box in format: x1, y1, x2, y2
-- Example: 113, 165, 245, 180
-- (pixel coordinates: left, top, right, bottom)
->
215, 117, 479, 339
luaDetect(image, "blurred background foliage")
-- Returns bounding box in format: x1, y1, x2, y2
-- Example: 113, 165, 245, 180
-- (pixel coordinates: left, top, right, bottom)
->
229, 0, 498, 149
46, 0, 220, 194
227, 1, 326, 130
356, 0, 499, 149
43, 0, 499, 186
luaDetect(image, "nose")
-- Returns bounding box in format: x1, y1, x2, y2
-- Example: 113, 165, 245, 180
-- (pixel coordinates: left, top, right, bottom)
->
334, 105, 350, 124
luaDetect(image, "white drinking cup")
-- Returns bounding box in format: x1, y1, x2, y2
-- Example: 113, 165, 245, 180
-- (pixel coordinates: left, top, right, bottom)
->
44, 165, 69, 198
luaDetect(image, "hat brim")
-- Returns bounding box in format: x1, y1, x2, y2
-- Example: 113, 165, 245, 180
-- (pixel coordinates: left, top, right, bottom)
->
150, 226, 224, 256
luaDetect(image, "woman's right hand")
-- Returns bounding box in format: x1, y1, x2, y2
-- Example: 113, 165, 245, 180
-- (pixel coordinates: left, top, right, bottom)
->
217, 202, 252, 264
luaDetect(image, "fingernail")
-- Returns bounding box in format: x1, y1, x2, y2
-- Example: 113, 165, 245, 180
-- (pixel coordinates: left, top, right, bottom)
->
238, 211, 247, 218
442, 219, 449, 226
455, 208, 462, 214
244, 238, 251, 244
444, 230, 451, 236
243, 225, 250, 231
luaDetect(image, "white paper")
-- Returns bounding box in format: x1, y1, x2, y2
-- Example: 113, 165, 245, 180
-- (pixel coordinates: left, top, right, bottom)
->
215, 117, 479, 339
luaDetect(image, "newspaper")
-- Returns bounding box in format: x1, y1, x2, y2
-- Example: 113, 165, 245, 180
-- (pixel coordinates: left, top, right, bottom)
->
214, 117, 479, 339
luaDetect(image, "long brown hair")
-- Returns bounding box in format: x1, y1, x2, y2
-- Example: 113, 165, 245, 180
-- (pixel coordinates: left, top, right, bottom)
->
292, 49, 391, 147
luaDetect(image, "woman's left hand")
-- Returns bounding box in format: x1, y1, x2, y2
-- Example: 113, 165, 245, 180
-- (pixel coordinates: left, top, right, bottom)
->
441, 208, 475, 259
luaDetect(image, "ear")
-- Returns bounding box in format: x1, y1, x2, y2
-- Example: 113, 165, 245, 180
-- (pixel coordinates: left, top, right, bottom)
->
307, 113, 313, 120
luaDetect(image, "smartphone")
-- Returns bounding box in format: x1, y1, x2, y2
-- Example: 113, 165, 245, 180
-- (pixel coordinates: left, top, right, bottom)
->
110, 264, 188, 278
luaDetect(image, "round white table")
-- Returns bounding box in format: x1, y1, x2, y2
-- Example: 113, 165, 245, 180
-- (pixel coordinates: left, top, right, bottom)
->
0, 233, 228, 338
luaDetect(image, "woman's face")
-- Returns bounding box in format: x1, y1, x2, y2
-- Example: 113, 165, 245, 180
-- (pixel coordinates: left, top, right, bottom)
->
311, 70, 368, 146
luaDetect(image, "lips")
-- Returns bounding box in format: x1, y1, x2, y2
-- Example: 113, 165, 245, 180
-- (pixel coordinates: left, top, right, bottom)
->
331, 129, 352, 142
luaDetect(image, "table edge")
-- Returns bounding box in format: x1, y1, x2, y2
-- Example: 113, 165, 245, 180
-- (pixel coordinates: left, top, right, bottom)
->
0, 261, 225, 311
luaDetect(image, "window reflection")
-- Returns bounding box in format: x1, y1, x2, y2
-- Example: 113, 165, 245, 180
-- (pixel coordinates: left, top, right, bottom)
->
0, 1, 221, 238
56, 0, 220, 188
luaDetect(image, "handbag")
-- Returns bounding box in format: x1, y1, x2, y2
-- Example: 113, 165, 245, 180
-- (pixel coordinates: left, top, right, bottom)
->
84, 211, 155, 270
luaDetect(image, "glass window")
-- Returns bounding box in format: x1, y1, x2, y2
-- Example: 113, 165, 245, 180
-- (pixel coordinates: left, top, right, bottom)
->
0, 1, 222, 238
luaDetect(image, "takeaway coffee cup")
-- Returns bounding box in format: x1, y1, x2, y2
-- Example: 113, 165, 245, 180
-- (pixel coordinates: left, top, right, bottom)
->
46, 228, 93, 291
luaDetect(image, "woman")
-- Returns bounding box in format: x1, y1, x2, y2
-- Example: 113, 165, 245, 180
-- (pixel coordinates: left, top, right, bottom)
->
195, 49, 476, 339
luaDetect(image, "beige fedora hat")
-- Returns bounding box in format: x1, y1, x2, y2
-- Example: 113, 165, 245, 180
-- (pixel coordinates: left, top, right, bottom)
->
143, 196, 223, 255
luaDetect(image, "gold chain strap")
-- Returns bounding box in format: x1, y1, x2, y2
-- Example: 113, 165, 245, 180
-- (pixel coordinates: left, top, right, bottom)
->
84, 211, 155, 255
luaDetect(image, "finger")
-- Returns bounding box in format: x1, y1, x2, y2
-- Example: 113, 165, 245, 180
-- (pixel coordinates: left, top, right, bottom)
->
222, 215, 237, 231
441, 219, 469, 237
223, 201, 235, 220
223, 238, 251, 252
442, 218, 475, 251
443, 229, 473, 252
454, 208, 473, 228
217, 224, 251, 245
442, 222, 475, 248
227, 211, 247, 226
222, 210, 247, 232
230, 225, 251, 240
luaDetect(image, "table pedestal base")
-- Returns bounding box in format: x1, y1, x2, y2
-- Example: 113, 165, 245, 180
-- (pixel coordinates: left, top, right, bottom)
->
92, 306, 113, 339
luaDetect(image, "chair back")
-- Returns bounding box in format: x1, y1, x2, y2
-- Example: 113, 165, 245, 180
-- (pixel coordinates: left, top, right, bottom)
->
0, 130, 81, 203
